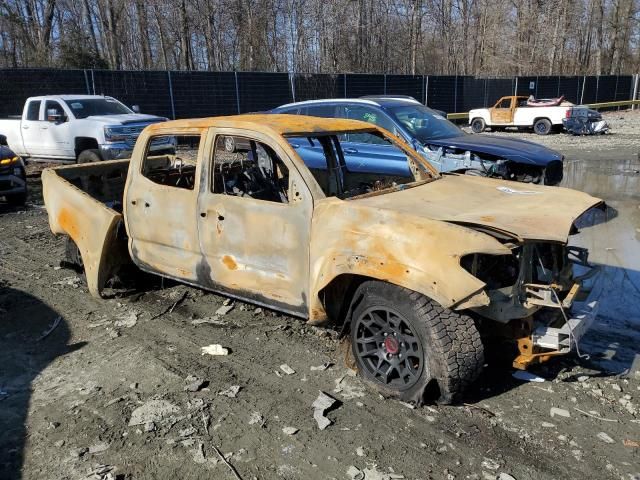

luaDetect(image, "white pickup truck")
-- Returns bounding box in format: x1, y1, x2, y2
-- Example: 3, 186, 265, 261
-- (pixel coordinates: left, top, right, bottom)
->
469, 96, 573, 135
0, 95, 170, 162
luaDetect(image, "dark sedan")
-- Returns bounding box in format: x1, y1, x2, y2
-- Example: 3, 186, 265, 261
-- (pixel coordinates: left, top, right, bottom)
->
272, 97, 564, 185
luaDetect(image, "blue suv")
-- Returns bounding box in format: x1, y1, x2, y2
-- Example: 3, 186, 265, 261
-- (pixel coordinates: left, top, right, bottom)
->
271, 96, 564, 185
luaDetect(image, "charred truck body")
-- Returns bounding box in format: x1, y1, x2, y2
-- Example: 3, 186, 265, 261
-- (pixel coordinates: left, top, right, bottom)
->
41, 114, 601, 404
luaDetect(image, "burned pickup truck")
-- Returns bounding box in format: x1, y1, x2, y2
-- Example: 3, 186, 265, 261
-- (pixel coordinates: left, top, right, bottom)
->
42, 114, 601, 404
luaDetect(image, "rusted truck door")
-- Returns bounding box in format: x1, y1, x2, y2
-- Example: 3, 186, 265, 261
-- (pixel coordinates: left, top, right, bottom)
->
125, 131, 205, 283
490, 97, 515, 124
196, 128, 313, 316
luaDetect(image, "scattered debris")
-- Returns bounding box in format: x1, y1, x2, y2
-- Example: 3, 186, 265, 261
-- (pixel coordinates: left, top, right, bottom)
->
312, 391, 337, 430
596, 432, 615, 444
150, 291, 189, 320
36, 316, 62, 341
201, 344, 229, 356
574, 407, 618, 422
71, 447, 89, 458
218, 385, 241, 398
179, 426, 197, 437
512, 370, 545, 382
88, 442, 110, 454
623, 439, 639, 448
128, 399, 181, 426
87, 464, 115, 478
498, 474, 517, 480
347, 466, 365, 480
310, 362, 333, 371
611, 383, 622, 392
577, 375, 589, 382
282, 427, 299, 435
550, 407, 570, 418
184, 375, 207, 392
215, 304, 234, 316
53, 276, 82, 288
211, 442, 244, 480
280, 364, 295, 375
191, 317, 227, 326
356, 446, 366, 457
481, 458, 500, 470
248, 411, 264, 426
114, 311, 137, 328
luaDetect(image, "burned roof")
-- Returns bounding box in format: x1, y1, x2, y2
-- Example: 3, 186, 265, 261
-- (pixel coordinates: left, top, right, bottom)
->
147, 114, 377, 136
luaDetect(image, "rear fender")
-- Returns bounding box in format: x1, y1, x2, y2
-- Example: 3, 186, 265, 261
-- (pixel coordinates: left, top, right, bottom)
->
42, 166, 128, 297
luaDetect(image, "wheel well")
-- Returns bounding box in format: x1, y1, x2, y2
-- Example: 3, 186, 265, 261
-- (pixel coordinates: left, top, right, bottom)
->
74, 137, 99, 157
471, 117, 483, 123
533, 117, 551, 124
318, 274, 370, 334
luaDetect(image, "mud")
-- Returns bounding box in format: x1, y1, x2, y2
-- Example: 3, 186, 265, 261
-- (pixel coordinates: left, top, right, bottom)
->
1, 111, 639, 480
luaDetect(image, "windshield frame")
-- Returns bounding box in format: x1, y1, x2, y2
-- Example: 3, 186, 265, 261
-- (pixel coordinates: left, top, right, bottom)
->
283, 126, 440, 201
63, 97, 133, 119
387, 104, 465, 142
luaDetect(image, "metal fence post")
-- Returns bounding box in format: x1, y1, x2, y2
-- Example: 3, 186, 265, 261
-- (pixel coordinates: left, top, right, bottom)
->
580, 75, 586, 104
167, 71, 176, 120
343, 73, 347, 98
234, 71, 241, 114
453, 75, 458, 112
289, 72, 296, 103
383, 74, 387, 95
83, 70, 91, 94
424, 76, 429, 105
514, 77, 518, 97
91, 69, 96, 95
596, 75, 600, 103
632, 74, 639, 110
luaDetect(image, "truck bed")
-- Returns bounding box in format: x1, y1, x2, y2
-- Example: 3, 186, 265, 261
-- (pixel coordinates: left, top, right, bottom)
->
42, 160, 132, 296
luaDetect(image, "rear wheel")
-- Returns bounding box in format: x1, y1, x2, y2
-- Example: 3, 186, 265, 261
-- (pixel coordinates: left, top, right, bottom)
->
77, 149, 101, 164
470, 118, 485, 133
533, 118, 552, 135
349, 281, 484, 404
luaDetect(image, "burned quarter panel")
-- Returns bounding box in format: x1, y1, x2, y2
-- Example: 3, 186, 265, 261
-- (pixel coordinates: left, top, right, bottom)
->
308, 197, 512, 323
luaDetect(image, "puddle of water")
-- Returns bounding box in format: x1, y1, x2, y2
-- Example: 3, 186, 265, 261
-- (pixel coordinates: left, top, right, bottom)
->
562, 149, 640, 374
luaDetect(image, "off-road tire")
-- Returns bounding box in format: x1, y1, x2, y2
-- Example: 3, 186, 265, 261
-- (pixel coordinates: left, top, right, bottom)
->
349, 281, 484, 405
77, 149, 102, 164
533, 118, 552, 135
470, 118, 485, 133
6, 191, 27, 206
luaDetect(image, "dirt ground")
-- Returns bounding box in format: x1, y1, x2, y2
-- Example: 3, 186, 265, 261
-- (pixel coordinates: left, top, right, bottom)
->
1, 111, 639, 480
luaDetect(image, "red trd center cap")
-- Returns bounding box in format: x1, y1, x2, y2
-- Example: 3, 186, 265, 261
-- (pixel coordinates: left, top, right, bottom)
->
384, 337, 400, 355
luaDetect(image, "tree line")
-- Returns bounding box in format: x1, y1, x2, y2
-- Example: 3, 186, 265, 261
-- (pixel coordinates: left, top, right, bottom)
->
1, 0, 638, 75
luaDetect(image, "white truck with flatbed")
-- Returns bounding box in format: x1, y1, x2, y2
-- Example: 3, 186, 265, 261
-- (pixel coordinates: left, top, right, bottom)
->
0, 95, 170, 163
469, 96, 574, 135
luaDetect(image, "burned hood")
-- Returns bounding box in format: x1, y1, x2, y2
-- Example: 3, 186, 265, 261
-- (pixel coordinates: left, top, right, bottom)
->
353, 175, 602, 243
424, 134, 562, 167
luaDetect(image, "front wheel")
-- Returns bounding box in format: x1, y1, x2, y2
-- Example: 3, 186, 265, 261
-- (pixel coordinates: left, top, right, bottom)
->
349, 281, 484, 404
533, 118, 552, 135
77, 149, 102, 164
470, 118, 485, 133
